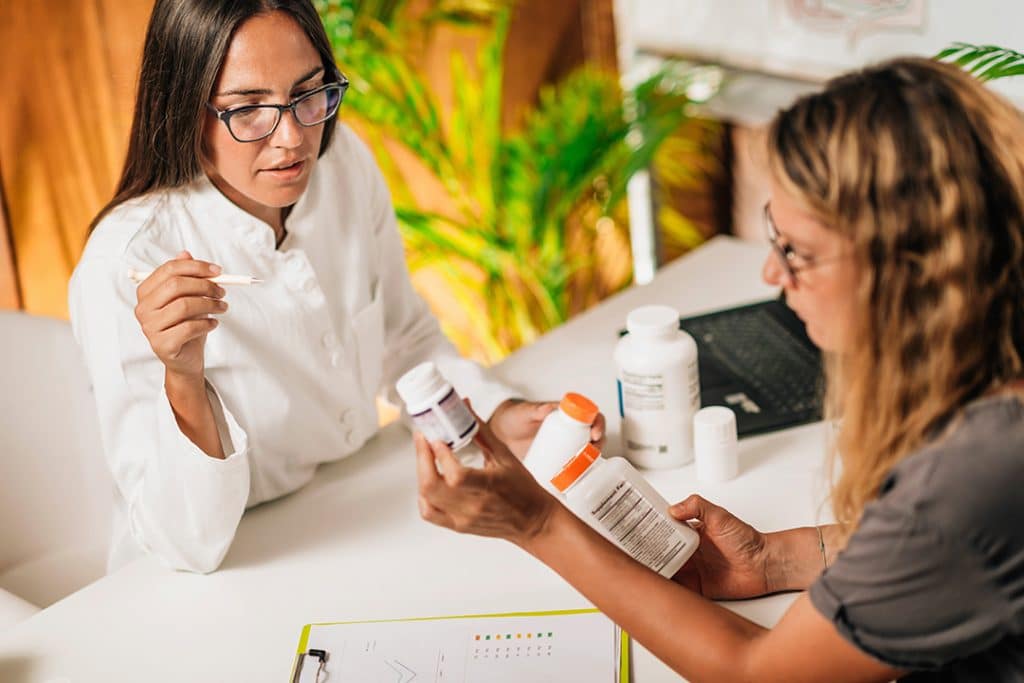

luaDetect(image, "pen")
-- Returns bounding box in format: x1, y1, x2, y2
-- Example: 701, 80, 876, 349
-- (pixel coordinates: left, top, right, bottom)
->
127, 268, 263, 285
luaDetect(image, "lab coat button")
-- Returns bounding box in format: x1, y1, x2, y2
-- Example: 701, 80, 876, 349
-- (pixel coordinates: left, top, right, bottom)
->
344, 429, 358, 448
339, 409, 353, 427
331, 350, 343, 367
322, 331, 338, 348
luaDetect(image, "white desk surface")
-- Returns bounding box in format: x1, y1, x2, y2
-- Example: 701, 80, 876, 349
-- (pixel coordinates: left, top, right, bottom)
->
0, 236, 835, 682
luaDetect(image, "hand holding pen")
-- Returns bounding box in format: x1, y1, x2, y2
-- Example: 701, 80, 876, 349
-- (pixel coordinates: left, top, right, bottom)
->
130, 251, 235, 381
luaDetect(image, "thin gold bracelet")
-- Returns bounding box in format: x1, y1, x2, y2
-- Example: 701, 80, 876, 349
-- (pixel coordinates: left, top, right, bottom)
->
816, 525, 828, 569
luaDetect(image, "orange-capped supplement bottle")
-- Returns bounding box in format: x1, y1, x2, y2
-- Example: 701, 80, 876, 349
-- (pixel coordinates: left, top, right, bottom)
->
552, 448, 700, 578
523, 392, 600, 494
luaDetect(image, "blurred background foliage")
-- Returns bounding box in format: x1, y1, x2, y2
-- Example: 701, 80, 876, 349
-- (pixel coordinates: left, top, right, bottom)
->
315, 0, 722, 363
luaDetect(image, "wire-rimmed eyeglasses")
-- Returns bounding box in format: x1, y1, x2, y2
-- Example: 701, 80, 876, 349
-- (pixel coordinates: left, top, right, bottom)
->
206, 78, 348, 143
763, 202, 845, 282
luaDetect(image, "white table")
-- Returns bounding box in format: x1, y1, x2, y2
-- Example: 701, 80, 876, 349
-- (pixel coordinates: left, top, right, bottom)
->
0, 237, 834, 682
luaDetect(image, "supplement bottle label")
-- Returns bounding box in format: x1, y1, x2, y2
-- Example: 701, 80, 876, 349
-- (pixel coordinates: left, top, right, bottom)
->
410, 388, 477, 447
617, 361, 698, 414
590, 480, 690, 573
619, 371, 666, 410
618, 356, 700, 465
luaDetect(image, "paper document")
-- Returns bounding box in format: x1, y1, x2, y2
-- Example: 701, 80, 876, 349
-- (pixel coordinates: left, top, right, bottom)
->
292, 608, 629, 682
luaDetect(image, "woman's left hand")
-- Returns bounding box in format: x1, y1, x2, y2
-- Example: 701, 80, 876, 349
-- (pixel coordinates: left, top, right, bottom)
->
488, 399, 606, 460
415, 408, 557, 547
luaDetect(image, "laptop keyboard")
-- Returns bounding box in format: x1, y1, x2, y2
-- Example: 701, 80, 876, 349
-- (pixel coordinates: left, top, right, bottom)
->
682, 307, 822, 416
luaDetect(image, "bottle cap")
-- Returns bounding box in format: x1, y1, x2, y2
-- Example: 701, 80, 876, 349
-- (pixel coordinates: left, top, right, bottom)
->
559, 392, 599, 425
626, 305, 680, 339
395, 362, 445, 405
550, 443, 601, 492
693, 406, 738, 483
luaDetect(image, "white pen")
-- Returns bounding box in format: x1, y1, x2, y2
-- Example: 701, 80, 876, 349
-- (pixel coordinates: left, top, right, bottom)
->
127, 268, 263, 285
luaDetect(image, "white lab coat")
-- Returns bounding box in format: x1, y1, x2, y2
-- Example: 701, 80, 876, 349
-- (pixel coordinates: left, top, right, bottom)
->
69, 125, 516, 574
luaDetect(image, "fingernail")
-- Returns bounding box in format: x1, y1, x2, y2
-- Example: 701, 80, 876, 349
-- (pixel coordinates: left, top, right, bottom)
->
210, 264, 222, 275
216, 286, 226, 297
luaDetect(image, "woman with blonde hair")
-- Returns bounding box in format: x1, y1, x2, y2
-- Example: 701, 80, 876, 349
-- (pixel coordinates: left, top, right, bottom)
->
415, 56, 1024, 681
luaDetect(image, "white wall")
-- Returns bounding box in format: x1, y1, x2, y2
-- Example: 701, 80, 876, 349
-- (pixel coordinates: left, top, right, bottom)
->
624, 0, 1024, 105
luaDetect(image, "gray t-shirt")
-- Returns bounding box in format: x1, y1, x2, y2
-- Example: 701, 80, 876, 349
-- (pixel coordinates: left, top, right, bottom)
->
809, 394, 1024, 682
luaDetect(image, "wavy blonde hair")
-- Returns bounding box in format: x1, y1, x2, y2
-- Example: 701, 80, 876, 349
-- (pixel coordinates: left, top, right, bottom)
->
767, 57, 1024, 536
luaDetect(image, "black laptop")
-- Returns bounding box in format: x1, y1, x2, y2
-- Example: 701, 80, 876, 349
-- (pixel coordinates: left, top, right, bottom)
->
620, 297, 824, 438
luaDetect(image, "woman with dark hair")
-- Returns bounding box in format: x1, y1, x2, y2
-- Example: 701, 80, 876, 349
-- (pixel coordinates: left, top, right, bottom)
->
416, 57, 1024, 681
70, 0, 603, 574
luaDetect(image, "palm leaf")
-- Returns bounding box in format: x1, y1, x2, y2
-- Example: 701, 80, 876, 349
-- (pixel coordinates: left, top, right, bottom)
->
936, 42, 1024, 82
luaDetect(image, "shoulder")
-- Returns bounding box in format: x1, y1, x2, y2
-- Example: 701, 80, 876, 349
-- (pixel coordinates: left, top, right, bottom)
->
81, 186, 202, 265
71, 188, 193, 305
806, 397, 1024, 671
83, 194, 169, 260
308, 124, 394, 236
880, 395, 1024, 549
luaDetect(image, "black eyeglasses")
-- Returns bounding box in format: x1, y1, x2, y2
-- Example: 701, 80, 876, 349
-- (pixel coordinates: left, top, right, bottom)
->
763, 202, 844, 282
206, 78, 348, 143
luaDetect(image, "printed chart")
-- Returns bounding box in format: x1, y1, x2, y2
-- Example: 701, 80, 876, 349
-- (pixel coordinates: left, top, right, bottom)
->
293, 609, 625, 682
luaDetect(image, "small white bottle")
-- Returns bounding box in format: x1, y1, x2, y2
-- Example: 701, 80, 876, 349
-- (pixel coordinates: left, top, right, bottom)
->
551, 448, 700, 578
396, 362, 482, 466
614, 305, 700, 469
523, 392, 599, 494
694, 406, 739, 483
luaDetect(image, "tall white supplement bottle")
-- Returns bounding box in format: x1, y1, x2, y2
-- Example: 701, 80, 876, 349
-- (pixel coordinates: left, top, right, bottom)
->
396, 362, 482, 466
551, 448, 700, 577
523, 392, 599, 494
615, 305, 700, 468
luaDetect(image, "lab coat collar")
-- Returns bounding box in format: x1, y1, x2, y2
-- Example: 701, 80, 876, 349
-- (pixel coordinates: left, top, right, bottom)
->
184, 168, 317, 251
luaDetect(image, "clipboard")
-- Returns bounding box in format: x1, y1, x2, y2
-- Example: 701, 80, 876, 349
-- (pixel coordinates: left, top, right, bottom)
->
291, 608, 630, 682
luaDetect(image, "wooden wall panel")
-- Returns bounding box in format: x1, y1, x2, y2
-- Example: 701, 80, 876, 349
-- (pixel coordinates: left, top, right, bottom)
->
0, 161, 19, 309
0, 1, 153, 317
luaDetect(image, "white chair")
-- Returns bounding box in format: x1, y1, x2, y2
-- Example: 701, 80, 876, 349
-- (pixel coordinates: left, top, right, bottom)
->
0, 311, 112, 622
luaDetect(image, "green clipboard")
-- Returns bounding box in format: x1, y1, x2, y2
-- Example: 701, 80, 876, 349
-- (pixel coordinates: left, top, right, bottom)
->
291, 607, 630, 682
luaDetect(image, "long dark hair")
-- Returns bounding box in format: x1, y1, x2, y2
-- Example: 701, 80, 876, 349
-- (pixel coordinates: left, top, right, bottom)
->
90, 0, 341, 231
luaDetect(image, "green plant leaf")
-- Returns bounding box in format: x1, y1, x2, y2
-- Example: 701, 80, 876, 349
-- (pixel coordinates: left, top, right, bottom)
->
319, 3, 716, 358
936, 42, 1024, 82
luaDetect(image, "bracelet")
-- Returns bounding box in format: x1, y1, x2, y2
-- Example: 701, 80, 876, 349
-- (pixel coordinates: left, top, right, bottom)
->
816, 525, 828, 569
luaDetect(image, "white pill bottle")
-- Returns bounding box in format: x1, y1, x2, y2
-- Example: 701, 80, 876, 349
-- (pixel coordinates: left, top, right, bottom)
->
551, 448, 699, 577
523, 392, 599, 494
396, 362, 482, 465
614, 305, 700, 468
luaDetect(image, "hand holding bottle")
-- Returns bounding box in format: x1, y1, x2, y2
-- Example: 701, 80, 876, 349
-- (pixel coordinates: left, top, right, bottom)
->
489, 398, 607, 460
668, 495, 772, 599
415, 403, 558, 548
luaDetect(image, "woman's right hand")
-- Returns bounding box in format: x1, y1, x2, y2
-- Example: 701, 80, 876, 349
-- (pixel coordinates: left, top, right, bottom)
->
668, 495, 772, 600
134, 251, 227, 380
